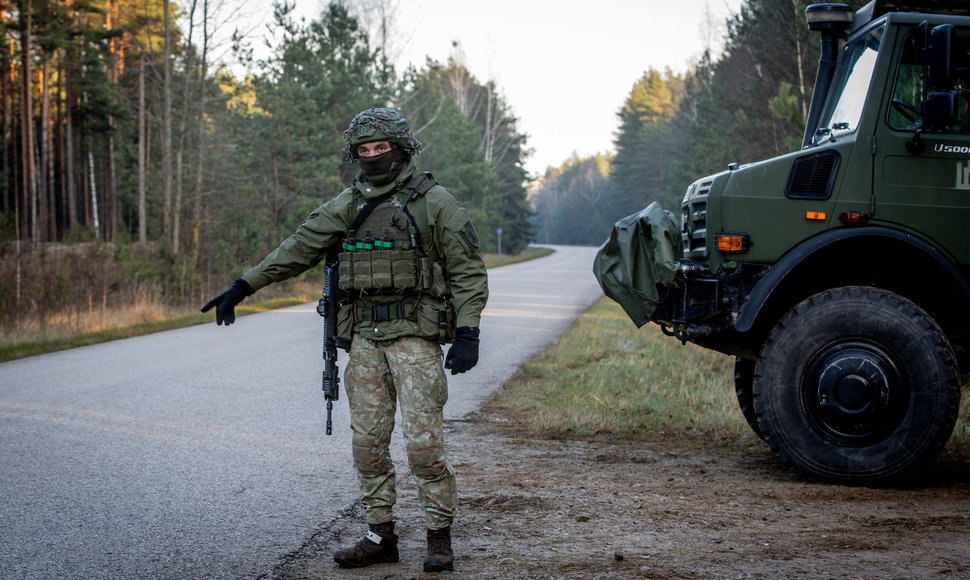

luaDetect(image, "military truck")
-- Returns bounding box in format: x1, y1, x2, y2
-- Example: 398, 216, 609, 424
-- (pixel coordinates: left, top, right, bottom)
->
594, 0, 970, 485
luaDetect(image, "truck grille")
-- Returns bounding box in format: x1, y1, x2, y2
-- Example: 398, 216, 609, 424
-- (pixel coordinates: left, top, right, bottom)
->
682, 179, 712, 260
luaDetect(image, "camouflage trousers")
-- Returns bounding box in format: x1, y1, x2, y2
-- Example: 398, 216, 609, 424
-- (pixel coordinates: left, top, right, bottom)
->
344, 334, 457, 530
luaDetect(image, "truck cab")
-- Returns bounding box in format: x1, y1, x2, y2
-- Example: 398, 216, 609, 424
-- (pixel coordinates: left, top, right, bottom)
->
595, 0, 970, 485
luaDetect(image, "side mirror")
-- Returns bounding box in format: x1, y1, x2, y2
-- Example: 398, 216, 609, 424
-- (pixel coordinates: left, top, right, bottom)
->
920, 24, 958, 130
922, 91, 958, 130
922, 24, 955, 90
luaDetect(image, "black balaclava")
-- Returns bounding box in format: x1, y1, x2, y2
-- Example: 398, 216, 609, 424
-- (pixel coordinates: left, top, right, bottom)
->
358, 145, 408, 186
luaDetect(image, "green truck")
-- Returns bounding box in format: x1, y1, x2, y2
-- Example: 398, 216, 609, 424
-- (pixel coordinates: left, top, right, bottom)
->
594, 0, 970, 485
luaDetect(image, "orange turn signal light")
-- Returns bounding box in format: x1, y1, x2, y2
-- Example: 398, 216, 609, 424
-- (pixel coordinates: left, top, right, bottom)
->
839, 211, 870, 224
715, 232, 751, 254
805, 211, 827, 221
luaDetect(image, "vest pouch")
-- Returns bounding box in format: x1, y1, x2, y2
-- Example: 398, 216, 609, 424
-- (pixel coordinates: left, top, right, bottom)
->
338, 252, 355, 290
415, 297, 455, 344
416, 258, 449, 297
336, 300, 355, 345
370, 250, 392, 290
350, 252, 373, 291
391, 250, 418, 289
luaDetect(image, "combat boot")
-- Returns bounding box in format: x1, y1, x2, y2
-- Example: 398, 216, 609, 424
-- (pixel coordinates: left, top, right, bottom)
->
423, 526, 453, 572
333, 521, 399, 568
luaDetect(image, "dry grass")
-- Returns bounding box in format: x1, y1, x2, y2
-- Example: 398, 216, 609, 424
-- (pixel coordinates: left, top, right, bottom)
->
481, 245, 554, 268
485, 297, 753, 446
489, 296, 970, 462
2, 288, 171, 345
0, 279, 321, 362
0, 247, 548, 362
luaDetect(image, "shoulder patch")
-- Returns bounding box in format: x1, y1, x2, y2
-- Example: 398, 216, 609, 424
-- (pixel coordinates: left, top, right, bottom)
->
460, 220, 480, 249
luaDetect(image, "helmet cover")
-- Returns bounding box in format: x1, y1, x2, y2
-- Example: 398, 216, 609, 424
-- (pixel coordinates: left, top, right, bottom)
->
344, 107, 423, 159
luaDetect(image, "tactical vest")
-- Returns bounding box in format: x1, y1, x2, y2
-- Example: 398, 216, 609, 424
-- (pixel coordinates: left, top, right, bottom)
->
336, 173, 454, 343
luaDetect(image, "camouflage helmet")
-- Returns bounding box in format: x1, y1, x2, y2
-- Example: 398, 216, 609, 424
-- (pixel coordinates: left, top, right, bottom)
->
343, 107, 423, 160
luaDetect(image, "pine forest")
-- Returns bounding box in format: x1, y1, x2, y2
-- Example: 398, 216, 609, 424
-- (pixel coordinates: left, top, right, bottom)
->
1, 0, 862, 338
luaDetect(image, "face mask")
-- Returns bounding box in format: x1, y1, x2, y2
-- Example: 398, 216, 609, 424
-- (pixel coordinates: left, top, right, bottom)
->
359, 150, 394, 176
358, 148, 406, 185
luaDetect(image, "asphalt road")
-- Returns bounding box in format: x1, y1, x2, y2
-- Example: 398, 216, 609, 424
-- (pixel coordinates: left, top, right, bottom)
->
0, 245, 603, 579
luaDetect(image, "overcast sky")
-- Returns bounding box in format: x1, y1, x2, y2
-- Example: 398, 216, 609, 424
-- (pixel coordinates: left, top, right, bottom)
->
214, 0, 745, 175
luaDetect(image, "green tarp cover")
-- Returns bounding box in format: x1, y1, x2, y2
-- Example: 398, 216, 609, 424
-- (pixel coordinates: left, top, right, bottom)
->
592, 202, 682, 327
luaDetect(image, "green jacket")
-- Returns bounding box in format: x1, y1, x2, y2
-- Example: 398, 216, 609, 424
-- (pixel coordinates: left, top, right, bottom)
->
242, 161, 489, 341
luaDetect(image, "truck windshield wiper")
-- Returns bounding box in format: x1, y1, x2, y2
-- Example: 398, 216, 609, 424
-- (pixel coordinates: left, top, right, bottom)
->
811, 127, 834, 146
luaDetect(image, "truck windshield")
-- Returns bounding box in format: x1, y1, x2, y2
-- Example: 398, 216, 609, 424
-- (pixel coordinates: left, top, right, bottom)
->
815, 24, 885, 143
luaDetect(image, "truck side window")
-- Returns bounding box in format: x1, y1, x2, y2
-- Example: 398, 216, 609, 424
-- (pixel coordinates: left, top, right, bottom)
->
949, 30, 970, 133
888, 61, 923, 130
889, 26, 970, 133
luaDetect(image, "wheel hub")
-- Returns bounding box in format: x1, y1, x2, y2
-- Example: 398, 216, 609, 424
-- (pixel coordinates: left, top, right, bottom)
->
805, 342, 906, 444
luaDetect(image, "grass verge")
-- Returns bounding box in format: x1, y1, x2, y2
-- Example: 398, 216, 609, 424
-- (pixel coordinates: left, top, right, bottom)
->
486, 296, 970, 462
484, 297, 754, 447
0, 295, 319, 363
484, 245, 554, 267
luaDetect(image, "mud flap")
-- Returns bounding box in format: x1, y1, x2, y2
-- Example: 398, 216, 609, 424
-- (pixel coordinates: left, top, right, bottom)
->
592, 202, 682, 327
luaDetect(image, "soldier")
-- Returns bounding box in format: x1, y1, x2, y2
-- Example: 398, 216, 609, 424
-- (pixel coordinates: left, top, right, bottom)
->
202, 107, 488, 573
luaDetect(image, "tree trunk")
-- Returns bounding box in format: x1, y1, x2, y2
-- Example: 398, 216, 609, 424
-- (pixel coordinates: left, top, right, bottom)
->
21, 0, 38, 246
87, 133, 99, 237
175, 0, 199, 258
80, 40, 99, 239
12, 7, 21, 317
40, 55, 53, 242
2, 5, 11, 215
138, 52, 147, 245
107, 113, 117, 240
191, 0, 209, 272
55, 49, 64, 236
162, 0, 173, 248
173, 150, 181, 254
106, 3, 117, 241
65, 57, 77, 230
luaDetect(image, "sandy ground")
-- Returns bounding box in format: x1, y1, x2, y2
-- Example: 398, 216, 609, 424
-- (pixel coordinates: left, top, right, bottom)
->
275, 414, 970, 580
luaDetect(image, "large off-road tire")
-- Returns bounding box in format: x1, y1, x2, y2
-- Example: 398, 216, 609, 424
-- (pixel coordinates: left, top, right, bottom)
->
734, 357, 765, 441
753, 286, 960, 485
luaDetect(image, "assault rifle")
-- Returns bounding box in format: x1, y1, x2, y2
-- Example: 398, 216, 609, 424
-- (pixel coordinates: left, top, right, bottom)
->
316, 259, 342, 435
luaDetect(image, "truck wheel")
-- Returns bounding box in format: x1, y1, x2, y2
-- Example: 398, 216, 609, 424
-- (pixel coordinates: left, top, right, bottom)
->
753, 286, 960, 485
734, 357, 765, 441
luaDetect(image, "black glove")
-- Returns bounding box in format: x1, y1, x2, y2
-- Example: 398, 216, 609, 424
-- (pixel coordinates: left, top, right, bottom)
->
201, 278, 254, 326
445, 326, 480, 375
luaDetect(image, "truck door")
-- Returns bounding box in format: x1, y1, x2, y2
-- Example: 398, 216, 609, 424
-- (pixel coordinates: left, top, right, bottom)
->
873, 22, 970, 264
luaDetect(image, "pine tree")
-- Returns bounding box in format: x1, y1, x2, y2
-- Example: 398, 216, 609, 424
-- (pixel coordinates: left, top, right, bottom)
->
610, 67, 684, 215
